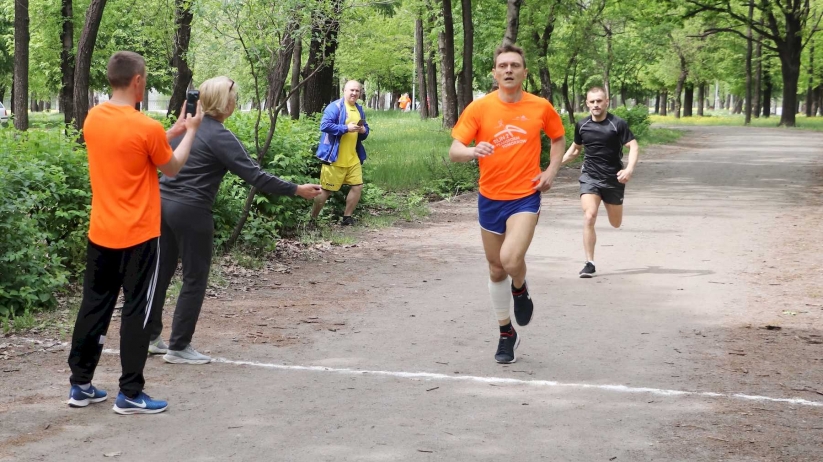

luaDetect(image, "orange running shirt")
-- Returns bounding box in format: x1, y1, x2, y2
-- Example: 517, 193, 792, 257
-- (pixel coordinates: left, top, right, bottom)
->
451, 91, 565, 200
84, 103, 173, 249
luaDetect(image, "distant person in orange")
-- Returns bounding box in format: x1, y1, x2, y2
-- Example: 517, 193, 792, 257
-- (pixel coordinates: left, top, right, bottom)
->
66, 51, 202, 415
449, 44, 565, 364
399, 92, 411, 111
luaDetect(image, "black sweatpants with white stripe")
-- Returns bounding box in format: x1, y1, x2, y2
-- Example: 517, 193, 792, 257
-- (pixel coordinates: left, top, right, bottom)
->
68, 238, 159, 399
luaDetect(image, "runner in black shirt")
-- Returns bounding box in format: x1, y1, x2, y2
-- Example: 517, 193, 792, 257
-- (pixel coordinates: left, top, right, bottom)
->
562, 87, 639, 278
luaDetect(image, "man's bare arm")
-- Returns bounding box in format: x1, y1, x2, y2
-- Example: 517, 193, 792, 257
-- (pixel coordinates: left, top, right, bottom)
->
616, 139, 639, 184
449, 139, 494, 163
562, 142, 582, 165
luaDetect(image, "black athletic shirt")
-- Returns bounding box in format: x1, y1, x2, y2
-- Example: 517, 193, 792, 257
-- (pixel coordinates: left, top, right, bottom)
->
574, 113, 635, 181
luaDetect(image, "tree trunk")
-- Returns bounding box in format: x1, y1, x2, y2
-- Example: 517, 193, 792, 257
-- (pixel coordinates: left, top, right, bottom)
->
673, 55, 687, 119
439, 0, 458, 128
502, 0, 523, 46
660, 89, 668, 116
620, 83, 627, 107
683, 83, 694, 117
458, 0, 473, 112
426, 48, 438, 117
289, 37, 302, 119
167, 0, 193, 118
654, 91, 660, 114
302, 1, 342, 116
753, 38, 762, 118
13, 0, 29, 131
561, 78, 574, 125
697, 84, 705, 116
534, 1, 558, 103
302, 29, 323, 115
415, 17, 429, 119
805, 44, 814, 117
73, 0, 107, 133
744, 0, 753, 124
59, 0, 74, 125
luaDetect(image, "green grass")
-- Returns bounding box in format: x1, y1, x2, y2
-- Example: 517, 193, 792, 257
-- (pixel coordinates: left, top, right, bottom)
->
650, 113, 823, 131
363, 110, 453, 192
640, 127, 684, 146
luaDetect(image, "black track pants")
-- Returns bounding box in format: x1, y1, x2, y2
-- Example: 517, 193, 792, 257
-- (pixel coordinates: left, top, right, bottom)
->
68, 238, 159, 398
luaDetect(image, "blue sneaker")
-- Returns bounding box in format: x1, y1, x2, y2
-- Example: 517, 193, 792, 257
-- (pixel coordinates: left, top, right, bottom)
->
113, 392, 168, 415
68, 384, 108, 408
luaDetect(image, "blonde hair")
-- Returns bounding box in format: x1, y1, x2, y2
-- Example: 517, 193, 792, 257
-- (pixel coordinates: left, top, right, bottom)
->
198, 76, 238, 118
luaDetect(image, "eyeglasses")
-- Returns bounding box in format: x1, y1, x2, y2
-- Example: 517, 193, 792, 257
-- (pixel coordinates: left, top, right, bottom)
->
229, 79, 235, 92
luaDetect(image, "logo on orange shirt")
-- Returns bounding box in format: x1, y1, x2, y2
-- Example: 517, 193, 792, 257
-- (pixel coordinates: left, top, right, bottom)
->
492, 124, 528, 149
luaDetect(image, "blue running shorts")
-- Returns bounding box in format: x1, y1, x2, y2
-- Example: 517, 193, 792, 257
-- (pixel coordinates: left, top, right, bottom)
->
478, 191, 541, 235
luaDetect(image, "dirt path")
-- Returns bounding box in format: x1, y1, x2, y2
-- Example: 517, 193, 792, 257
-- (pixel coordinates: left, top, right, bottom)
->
2, 126, 822, 461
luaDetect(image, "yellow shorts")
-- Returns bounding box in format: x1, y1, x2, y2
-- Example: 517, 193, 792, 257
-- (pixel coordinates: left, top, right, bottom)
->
320, 163, 363, 192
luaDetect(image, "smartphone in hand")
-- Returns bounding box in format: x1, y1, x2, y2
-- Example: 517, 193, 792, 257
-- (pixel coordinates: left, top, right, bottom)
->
185, 90, 200, 117
356, 119, 364, 127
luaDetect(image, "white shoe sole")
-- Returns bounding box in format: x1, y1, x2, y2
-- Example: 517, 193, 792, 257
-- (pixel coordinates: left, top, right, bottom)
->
163, 353, 211, 365
113, 405, 167, 415
579, 273, 595, 278
68, 396, 107, 407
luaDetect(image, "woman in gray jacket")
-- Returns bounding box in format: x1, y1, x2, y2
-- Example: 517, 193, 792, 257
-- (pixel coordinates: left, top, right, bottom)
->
148, 76, 321, 364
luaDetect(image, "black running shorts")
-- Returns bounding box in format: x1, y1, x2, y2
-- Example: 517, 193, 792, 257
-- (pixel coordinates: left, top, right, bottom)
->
579, 172, 625, 205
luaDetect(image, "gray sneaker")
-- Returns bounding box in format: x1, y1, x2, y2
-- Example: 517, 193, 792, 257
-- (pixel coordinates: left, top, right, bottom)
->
163, 345, 212, 365
148, 337, 168, 355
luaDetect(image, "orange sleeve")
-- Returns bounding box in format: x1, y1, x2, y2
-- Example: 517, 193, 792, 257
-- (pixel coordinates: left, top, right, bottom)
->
146, 120, 174, 167
451, 101, 480, 145
542, 103, 565, 140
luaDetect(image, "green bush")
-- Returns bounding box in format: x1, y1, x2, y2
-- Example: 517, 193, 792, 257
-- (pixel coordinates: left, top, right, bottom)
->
611, 104, 651, 139
0, 128, 90, 315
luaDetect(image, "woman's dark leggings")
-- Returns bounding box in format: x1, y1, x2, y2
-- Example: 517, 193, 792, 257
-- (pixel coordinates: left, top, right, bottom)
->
149, 199, 214, 351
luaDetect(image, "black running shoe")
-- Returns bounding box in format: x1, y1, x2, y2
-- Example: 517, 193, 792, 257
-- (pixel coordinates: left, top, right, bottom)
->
579, 261, 596, 278
495, 330, 520, 364
341, 216, 355, 226
512, 282, 534, 326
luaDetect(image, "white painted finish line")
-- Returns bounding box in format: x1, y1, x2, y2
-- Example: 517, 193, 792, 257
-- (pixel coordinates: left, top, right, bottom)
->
211, 357, 823, 408
17, 341, 811, 408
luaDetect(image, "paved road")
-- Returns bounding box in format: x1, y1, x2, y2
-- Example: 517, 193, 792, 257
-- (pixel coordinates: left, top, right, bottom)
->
2, 126, 822, 461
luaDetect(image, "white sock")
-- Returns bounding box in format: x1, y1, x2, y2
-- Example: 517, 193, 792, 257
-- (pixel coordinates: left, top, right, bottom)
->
78, 383, 91, 390
488, 277, 512, 321
587, 261, 596, 266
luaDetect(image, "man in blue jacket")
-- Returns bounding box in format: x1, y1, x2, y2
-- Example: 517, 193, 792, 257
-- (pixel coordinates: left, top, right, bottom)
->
311, 80, 370, 225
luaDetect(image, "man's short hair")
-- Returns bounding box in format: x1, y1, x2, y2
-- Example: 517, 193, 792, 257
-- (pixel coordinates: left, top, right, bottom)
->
493, 44, 526, 67
587, 86, 608, 98
107, 51, 146, 89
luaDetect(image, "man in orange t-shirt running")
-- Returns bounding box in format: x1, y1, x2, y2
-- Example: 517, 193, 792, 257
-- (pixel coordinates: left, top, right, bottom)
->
66, 51, 202, 415
449, 44, 566, 364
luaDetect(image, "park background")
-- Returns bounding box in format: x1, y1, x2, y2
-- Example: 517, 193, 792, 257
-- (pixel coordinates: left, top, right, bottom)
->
2, 0, 823, 321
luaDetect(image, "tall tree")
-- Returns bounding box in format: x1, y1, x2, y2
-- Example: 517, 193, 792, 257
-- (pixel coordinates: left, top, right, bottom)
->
167, 0, 194, 118
415, 17, 429, 119
13, 0, 29, 131
302, 0, 343, 116
753, 34, 762, 117
426, 46, 439, 117
59, 0, 74, 126
532, 0, 561, 102
289, 37, 301, 119
805, 43, 814, 117
502, 0, 523, 46
439, 0, 458, 127
744, 0, 753, 124
459, 0, 473, 112
73, 0, 107, 132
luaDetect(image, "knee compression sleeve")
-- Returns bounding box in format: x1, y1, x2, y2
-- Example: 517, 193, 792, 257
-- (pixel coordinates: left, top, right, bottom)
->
488, 277, 512, 321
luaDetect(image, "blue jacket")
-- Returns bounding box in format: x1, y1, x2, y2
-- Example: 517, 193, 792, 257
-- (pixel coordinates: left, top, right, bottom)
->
315, 98, 370, 164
